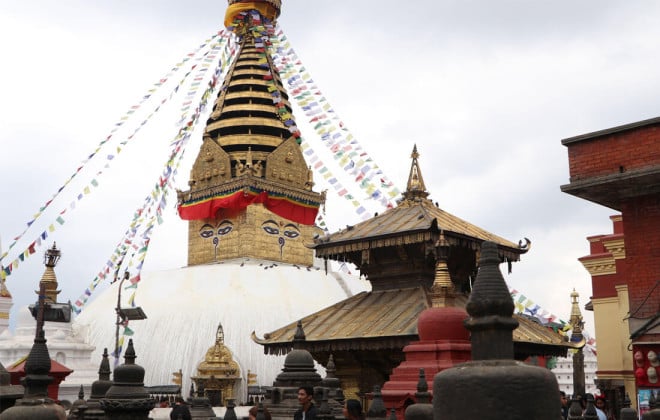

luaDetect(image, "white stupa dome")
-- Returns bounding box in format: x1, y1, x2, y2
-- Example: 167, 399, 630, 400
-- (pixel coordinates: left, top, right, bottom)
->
73, 258, 369, 400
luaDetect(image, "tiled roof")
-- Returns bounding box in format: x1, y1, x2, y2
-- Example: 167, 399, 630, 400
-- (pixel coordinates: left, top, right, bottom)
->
253, 288, 580, 357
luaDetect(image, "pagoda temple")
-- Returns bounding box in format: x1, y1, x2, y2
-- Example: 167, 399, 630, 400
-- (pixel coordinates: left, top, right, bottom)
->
254, 146, 582, 400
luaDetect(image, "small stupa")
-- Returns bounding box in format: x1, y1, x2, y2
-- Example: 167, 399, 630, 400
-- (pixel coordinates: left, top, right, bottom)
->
266, 321, 322, 420
100, 339, 156, 419
191, 323, 241, 406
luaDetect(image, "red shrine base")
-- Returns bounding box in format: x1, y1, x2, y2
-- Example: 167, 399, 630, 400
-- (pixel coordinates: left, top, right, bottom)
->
381, 307, 472, 419
8, 358, 73, 402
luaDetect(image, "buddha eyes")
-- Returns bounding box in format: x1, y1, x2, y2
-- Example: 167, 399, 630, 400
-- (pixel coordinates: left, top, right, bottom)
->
217, 222, 233, 235
199, 221, 233, 238
200, 224, 215, 238
263, 225, 279, 235
283, 230, 299, 239
262, 221, 300, 239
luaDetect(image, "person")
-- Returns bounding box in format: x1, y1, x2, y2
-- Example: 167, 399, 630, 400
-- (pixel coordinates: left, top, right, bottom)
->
249, 404, 272, 420
343, 399, 365, 420
170, 396, 192, 420
294, 386, 317, 420
594, 396, 607, 420
559, 391, 569, 420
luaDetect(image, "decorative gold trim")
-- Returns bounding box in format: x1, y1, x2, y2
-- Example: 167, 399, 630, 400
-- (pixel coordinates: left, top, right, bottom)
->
580, 256, 617, 276
603, 238, 626, 260
179, 174, 323, 206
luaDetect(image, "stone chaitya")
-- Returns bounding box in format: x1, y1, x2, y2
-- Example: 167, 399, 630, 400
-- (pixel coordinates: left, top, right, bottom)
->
100, 339, 155, 420
433, 241, 560, 420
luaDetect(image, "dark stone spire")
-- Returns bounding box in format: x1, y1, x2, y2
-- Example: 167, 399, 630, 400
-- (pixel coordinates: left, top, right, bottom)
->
583, 394, 598, 420
433, 241, 561, 420
0, 308, 64, 419
414, 369, 430, 404
366, 386, 386, 420
567, 398, 583, 420
100, 339, 155, 419
293, 320, 306, 348
224, 398, 238, 420
68, 385, 87, 419
320, 354, 344, 408
86, 348, 113, 420
463, 241, 518, 360
273, 321, 322, 387
389, 408, 397, 420
404, 369, 432, 420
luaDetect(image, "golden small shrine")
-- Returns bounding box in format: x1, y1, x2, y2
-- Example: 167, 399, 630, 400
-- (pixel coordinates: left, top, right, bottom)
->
191, 323, 241, 406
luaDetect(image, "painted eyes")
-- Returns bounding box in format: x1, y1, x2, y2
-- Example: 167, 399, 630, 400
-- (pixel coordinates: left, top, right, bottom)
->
262, 225, 279, 235
217, 222, 233, 235
199, 221, 233, 238
283, 230, 299, 239
261, 221, 300, 239
200, 224, 215, 238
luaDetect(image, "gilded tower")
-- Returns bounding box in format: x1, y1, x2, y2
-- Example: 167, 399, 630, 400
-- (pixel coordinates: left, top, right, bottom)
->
177, 0, 324, 267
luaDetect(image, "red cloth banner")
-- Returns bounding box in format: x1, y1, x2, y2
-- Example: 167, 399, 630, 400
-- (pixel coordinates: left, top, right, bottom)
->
178, 190, 319, 225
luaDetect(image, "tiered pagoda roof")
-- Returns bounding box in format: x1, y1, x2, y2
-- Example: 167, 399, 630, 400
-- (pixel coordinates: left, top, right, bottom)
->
254, 146, 580, 363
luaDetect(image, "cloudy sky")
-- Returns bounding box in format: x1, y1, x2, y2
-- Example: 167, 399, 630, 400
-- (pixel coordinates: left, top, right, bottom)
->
2, 0, 660, 338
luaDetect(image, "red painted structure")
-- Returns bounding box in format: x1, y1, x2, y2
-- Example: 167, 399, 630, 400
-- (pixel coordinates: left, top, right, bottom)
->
8, 358, 73, 402
381, 306, 472, 418
561, 116, 660, 394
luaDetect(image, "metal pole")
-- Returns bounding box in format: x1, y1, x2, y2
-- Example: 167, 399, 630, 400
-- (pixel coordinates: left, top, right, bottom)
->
36, 281, 46, 340
114, 271, 129, 365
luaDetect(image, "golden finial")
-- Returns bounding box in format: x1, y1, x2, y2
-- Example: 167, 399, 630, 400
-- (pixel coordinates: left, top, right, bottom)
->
37, 243, 62, 303
429, 233, 454, 306
400, 144, 430, 203
225, 0, 282, 30
569, 289, 584, 338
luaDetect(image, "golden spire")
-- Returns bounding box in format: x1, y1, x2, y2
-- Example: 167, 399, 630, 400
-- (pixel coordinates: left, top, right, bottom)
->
429, 233, 455, 307
178, 0, 325, 267
37, 243, 61, 304
225, 0, 281, 29
400, 144, 430, 203
569, 289, 584, 339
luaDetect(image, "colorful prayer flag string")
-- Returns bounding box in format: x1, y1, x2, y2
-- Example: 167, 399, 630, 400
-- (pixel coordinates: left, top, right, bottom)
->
0, 30, 230, 279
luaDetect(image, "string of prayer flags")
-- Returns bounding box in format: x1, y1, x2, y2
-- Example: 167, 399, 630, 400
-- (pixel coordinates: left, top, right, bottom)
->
1, 31, 231, 282
271, 27, 400, 211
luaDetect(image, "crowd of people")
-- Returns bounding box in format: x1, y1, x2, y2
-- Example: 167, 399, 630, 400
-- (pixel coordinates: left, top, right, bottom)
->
560, 391, 611, 420
167, 386, 365, 420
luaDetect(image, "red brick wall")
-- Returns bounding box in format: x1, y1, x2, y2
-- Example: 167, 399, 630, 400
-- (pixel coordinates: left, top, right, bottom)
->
621, 195, 660, 320
566, 125, 660, 181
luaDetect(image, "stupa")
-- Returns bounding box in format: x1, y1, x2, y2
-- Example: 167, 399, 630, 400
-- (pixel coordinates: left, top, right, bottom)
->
0, 244, 97, 403
72, 0, 369, 400
191, 323, 241, 406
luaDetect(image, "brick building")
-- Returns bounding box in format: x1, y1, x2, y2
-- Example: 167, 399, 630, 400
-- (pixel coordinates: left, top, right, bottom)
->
561, 116, 660, 409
